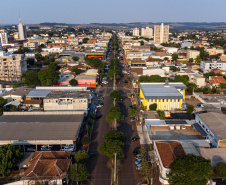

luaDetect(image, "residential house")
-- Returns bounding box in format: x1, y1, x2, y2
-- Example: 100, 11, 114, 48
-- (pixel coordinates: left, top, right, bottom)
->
209, 76, 226, 87
200, 60, 226, 72
2, 87, 33, 102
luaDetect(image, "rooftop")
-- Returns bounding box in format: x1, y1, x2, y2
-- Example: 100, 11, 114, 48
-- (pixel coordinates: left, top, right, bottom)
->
196, 112, 226, 140
140, 83, 186, 99
209, 76, 226, 84
155, 141, 186, 168
26, 90, 52, 98
45, 90, 90, 99
2, 87, 33, 97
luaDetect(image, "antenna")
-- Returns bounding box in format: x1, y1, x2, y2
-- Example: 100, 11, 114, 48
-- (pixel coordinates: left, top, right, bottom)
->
19, 9, 21, 23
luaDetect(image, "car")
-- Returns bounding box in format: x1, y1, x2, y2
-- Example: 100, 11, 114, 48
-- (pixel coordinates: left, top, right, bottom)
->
60, 146, 74, 151
132, 147, 141, 155
96, 104, 103, 108
123, 80, 128, 83
128, 105, 133, 109
27, 147, 36, 152
95, 114, 102, 119
102, 81, 108, 84
98, 97, 104, 101
104, 72, 108, 75
132, 135, 140, 142
89, 153, 96, 159
197, 103, 204, 107
181, 125, 186, 130
135, 158, 142, 165
103, 77, 108, 81
130, 118, 136, 122
135, 154, 141, 159
136, 164, 143, 170
41, 145, 52, 151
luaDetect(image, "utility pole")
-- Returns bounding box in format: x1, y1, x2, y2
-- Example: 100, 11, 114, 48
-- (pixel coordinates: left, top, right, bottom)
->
114, 98, 116, 106
114, 118, 117, 130
113, 65, 116, 91
114, 153, 117, 184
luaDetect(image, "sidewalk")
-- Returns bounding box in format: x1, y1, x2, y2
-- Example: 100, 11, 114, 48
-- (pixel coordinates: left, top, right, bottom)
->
137, 123, 151, 145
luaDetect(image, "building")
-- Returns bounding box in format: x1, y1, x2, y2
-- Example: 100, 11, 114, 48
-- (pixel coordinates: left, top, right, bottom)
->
22, 151, 72, 185
140, 81, 186, 110
0, 30, 8, 45
75, 74, 97, 88
200, 60, 226, 72
180, 42, 192, 48
85, 51, 105, 60
18, 16, 27, 40
0, 38, 6, 57
187, 50, 200, 59
133, 27, 140, 37
0, 54, 27, 81
2, 87, 32, 102
195, 112, 226, 148
43, 90, 91, 111
141, 27, 153, 38
220, 55, 226, 61
0, 111, 84, 149
209, 76, 226, 87
154, 141, 200, 185
154, 23, 169, 44
23, 42, 38, 49
206, 48, 224, 55
188, 73, 206, 88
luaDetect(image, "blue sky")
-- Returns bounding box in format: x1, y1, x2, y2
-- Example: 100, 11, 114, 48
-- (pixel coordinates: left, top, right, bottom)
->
0, 0, 226, 24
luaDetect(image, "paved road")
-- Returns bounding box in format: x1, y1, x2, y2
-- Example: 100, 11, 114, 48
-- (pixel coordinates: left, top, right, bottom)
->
87, 80, 114, 185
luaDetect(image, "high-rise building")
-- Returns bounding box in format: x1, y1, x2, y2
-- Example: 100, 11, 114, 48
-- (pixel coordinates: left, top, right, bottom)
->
133, 27, 140, 37
0, 30, 8, 45
141, 27, 153, 38
0, 54, 27, 82
18, 15, 27, 40
0, 39, 5, 57
154, 23, 169, 44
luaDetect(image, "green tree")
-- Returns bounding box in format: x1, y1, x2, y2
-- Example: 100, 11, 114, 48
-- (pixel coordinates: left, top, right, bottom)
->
69, 163, 89, 182
69, 79, 78, 86
24, 70, 41, 86
167, 154, 212, 185
103, 130, 126, 143
38, 69, 49, 86
215, 162, 226, 180
0, 97, 7, 107
172, 53, 178, 61
105, 111, 124, 124
99, 140, 124, 160
34, 48, 42, 53
35, 53, 43, 62
196, 55, 202, 63
189, 58, 194, 63
72, 67, 83, 74
157, 110, 165, 120
27, 58, 35, 66
110, 90, 123, 102
174, 75, 189, 85
140, 40, 144, 45
129, 108, 136, 116
82, 38, 89, 43
187, 105, 194, 114
72, 56, 79, 61
82, 137, 91, 145
149, 103, 157, 111
164, 57, 169, 61
220, 83, 226, 89
74, 150, 89, 163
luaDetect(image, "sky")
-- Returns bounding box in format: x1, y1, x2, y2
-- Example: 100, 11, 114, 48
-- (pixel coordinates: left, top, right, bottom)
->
0, 0, 226, 24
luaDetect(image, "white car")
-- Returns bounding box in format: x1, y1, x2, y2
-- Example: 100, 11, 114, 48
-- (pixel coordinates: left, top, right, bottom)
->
136, 164, 143, 170
135, 158, 142, 165
102, 81, 108, 84
27, 147, 36, 152
41, 145, 53, 151
60, 146, 74, 151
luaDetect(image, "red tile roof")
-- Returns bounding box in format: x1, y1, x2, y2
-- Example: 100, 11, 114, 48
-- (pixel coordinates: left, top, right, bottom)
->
22, 151, 71, 179
209, 76, 226, 84
23, 100, 42, 105
156, 142, 186, 168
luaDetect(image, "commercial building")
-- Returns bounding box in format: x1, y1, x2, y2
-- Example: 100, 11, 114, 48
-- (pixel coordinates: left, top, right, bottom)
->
0, 111, 84, 149
140, 81, 186, 110
0, 54, 27, 82
133, 27, 140, 36
187, 50, 200, 59
75, 74, 97, 88
154, 23, 169, 44
0, 30, 8, 45
18, 16, 27, 40
188, 73, 206, 88
23, 42, 38, 49
206, 48, 224, 55
43, 90, 91, 111
195, 112, 226, 148
200, 60, 226, 72
2, 87, 32, 102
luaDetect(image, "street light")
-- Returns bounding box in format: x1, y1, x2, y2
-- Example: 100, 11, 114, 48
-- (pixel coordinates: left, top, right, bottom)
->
114, 98, 116, 106
114, 153, 117, 183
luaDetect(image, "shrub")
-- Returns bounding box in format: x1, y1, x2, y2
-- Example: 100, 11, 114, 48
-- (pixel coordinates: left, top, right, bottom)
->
82, 137, 91, 145
149, 103, 157, 111
215, 162, 226, 180
187, 105, 194, 114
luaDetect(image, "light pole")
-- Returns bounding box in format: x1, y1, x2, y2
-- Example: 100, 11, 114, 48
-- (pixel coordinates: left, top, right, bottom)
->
114, 98, 116, 106
114, 153, 117, 184
114, 118, 117, 130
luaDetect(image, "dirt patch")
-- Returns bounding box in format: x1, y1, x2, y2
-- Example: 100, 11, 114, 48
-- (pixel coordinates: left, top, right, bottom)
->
185, 96, 201, 107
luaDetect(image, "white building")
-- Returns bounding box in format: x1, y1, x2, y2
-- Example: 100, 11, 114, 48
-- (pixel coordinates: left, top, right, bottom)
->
42, 47, 63, 53
23, 42, 38, 49
154, 23, 169, 44
18, 16, 27, 40
0, 39, 6, 56
133, 27, 140, 37
165, 47, 178, 54
200, 60, 226, 73
0, 30, 8, 45
187, 50, 200, 59
141, 27, 153, 38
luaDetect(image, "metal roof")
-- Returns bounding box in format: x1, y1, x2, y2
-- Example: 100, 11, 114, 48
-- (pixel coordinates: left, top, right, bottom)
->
196, 112, 226, 140
26, 90, 52, 98
140, 83, 184, 99
0, 114, 84, 141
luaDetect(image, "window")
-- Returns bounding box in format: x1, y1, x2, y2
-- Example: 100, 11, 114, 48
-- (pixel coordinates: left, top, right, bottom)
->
84, 100, 86, 103
81, 100, 82, 102
162, 99, 164, 102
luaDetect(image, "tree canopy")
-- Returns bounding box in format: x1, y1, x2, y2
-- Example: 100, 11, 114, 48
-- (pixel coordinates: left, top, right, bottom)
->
74, 150, 89, 163
215, 162, 226, 180
69, 163, 89, 182
105, 104, 124, 123
72, 67, 83, 74
167, 154, 212, 185
103, 130, 126, 143
149, 103, 157, 111
72, 56, 79, 61
187, 105, 194, 114
69, 79, 78, 86
110, 90, 123, 102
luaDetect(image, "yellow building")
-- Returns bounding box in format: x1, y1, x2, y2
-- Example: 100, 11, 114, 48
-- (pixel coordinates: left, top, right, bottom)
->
140, 82, 186, 111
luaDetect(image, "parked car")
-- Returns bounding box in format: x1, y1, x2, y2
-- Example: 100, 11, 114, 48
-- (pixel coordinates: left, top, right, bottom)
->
132, 147, 141, 155
102, 81, 108, 84
41, 145, 53, 151
103, 77, 108, 81
98, 97, 104, 101
89, 153, 96, 159
135, 154, 141, 159
95, 114, 102, 119
136, 164, 143, 170
128, 105, 133, 109
130, 118, 136, 122
132, 135, 140, 142
60, 146, 74, 151
135, 158, 142, 165
27, 147, 36, 152
123, 80, 128, 83
96, 104, 103, 108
